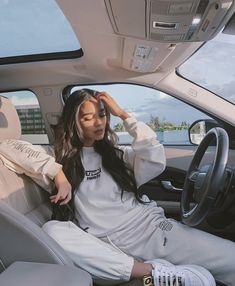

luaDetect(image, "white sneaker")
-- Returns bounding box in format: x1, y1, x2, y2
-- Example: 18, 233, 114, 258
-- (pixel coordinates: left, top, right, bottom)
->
147, 259, 216, 286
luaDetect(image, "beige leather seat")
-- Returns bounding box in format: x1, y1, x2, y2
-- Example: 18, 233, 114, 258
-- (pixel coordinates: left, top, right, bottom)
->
0, 96, 53, 226
0, 96, 92, 285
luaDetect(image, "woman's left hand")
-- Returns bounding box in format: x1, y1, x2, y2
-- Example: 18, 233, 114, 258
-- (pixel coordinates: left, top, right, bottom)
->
98, 92, 130, 120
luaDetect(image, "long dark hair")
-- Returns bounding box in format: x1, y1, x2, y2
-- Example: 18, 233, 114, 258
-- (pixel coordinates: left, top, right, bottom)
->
52, 89, 142, 222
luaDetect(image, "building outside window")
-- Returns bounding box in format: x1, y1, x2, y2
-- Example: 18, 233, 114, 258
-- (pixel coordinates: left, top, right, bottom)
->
15, 104, 46, 135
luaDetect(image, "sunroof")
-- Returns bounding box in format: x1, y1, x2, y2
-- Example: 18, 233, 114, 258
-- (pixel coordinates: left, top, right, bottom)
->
0, 0, 82, 63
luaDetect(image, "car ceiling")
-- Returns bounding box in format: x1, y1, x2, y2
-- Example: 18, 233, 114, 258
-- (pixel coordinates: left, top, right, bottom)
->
0, 0, 234, 91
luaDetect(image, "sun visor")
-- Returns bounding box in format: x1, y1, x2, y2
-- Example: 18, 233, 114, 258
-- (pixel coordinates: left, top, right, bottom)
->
105, 0, 233, 42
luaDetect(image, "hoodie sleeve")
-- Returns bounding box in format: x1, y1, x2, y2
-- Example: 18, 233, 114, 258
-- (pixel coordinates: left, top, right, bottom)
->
120, 116, 166, 188
0, 139, 62, 192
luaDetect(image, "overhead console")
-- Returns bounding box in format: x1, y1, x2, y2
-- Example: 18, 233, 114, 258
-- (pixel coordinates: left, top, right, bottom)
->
105, 0, 233, 42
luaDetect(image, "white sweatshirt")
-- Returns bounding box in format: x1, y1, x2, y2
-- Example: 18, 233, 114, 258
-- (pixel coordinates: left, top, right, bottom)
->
75, 116, 166, 237
0, 140, 61, 192
0, 117, 166, 237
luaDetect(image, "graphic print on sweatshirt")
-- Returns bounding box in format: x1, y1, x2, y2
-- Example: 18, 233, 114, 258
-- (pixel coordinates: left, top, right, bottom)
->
85, 168, 101, 180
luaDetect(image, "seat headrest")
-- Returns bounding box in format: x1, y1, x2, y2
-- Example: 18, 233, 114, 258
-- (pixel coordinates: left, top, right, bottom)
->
0, 96, 21, 140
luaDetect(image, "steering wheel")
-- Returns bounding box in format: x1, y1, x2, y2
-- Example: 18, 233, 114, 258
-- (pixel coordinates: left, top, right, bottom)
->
181, 127, 229, 226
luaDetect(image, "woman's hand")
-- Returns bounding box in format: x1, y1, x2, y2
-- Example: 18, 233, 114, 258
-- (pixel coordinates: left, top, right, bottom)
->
49, 169, 72, 205
98, 92, 130, 120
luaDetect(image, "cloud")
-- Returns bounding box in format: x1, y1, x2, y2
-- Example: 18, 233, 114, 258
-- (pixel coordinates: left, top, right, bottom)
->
179, 40, 235, 88
213, 81, 235, 102
0, 91, 39, 106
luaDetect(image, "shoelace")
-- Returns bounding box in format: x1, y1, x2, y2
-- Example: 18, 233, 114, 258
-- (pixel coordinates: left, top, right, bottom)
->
153, 269, 185, 286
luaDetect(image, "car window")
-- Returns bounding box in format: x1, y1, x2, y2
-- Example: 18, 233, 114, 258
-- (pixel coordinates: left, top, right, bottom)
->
69, 84, 212, 145
1, 90, 49, 144
178, 31, 235, 104
0, 0, 82, 64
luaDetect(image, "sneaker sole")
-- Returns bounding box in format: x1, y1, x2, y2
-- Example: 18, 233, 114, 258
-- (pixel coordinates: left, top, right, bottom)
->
181, 264, 216, 286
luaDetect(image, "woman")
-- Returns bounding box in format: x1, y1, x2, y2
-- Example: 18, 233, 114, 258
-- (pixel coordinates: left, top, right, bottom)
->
43, 88, 221, 285
0, 89, 225, 285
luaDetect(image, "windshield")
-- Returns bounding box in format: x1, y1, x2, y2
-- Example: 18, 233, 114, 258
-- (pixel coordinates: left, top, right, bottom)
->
178, 31, 235, 104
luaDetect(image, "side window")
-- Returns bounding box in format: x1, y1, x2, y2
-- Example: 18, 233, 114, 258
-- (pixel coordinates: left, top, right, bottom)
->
69, 84, 212, 145
1, 90, 49, 144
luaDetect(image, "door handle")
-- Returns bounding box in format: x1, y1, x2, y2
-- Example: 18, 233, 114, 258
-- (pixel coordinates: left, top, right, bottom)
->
161, 181, 183, 192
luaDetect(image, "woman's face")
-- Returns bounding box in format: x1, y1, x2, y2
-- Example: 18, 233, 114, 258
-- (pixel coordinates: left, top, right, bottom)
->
78, 99, 107, 146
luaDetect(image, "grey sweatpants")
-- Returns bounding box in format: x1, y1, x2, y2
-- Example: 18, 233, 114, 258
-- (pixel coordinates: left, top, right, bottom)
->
102, 218, 235, 286
43, 218, 235, 286
43, 221, 134, 285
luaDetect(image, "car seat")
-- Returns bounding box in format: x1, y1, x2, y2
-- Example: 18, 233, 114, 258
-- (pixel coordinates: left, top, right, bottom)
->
0, 95, 92, 285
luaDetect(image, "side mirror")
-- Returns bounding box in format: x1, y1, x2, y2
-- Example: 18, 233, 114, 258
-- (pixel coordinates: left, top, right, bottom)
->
189, 119, 222, 145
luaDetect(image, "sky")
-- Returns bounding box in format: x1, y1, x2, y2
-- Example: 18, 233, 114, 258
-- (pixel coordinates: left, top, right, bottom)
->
179, 32, 235, 103
1, 1, 235, 128
72, 84, 211, 127
0, 0, 80, 57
